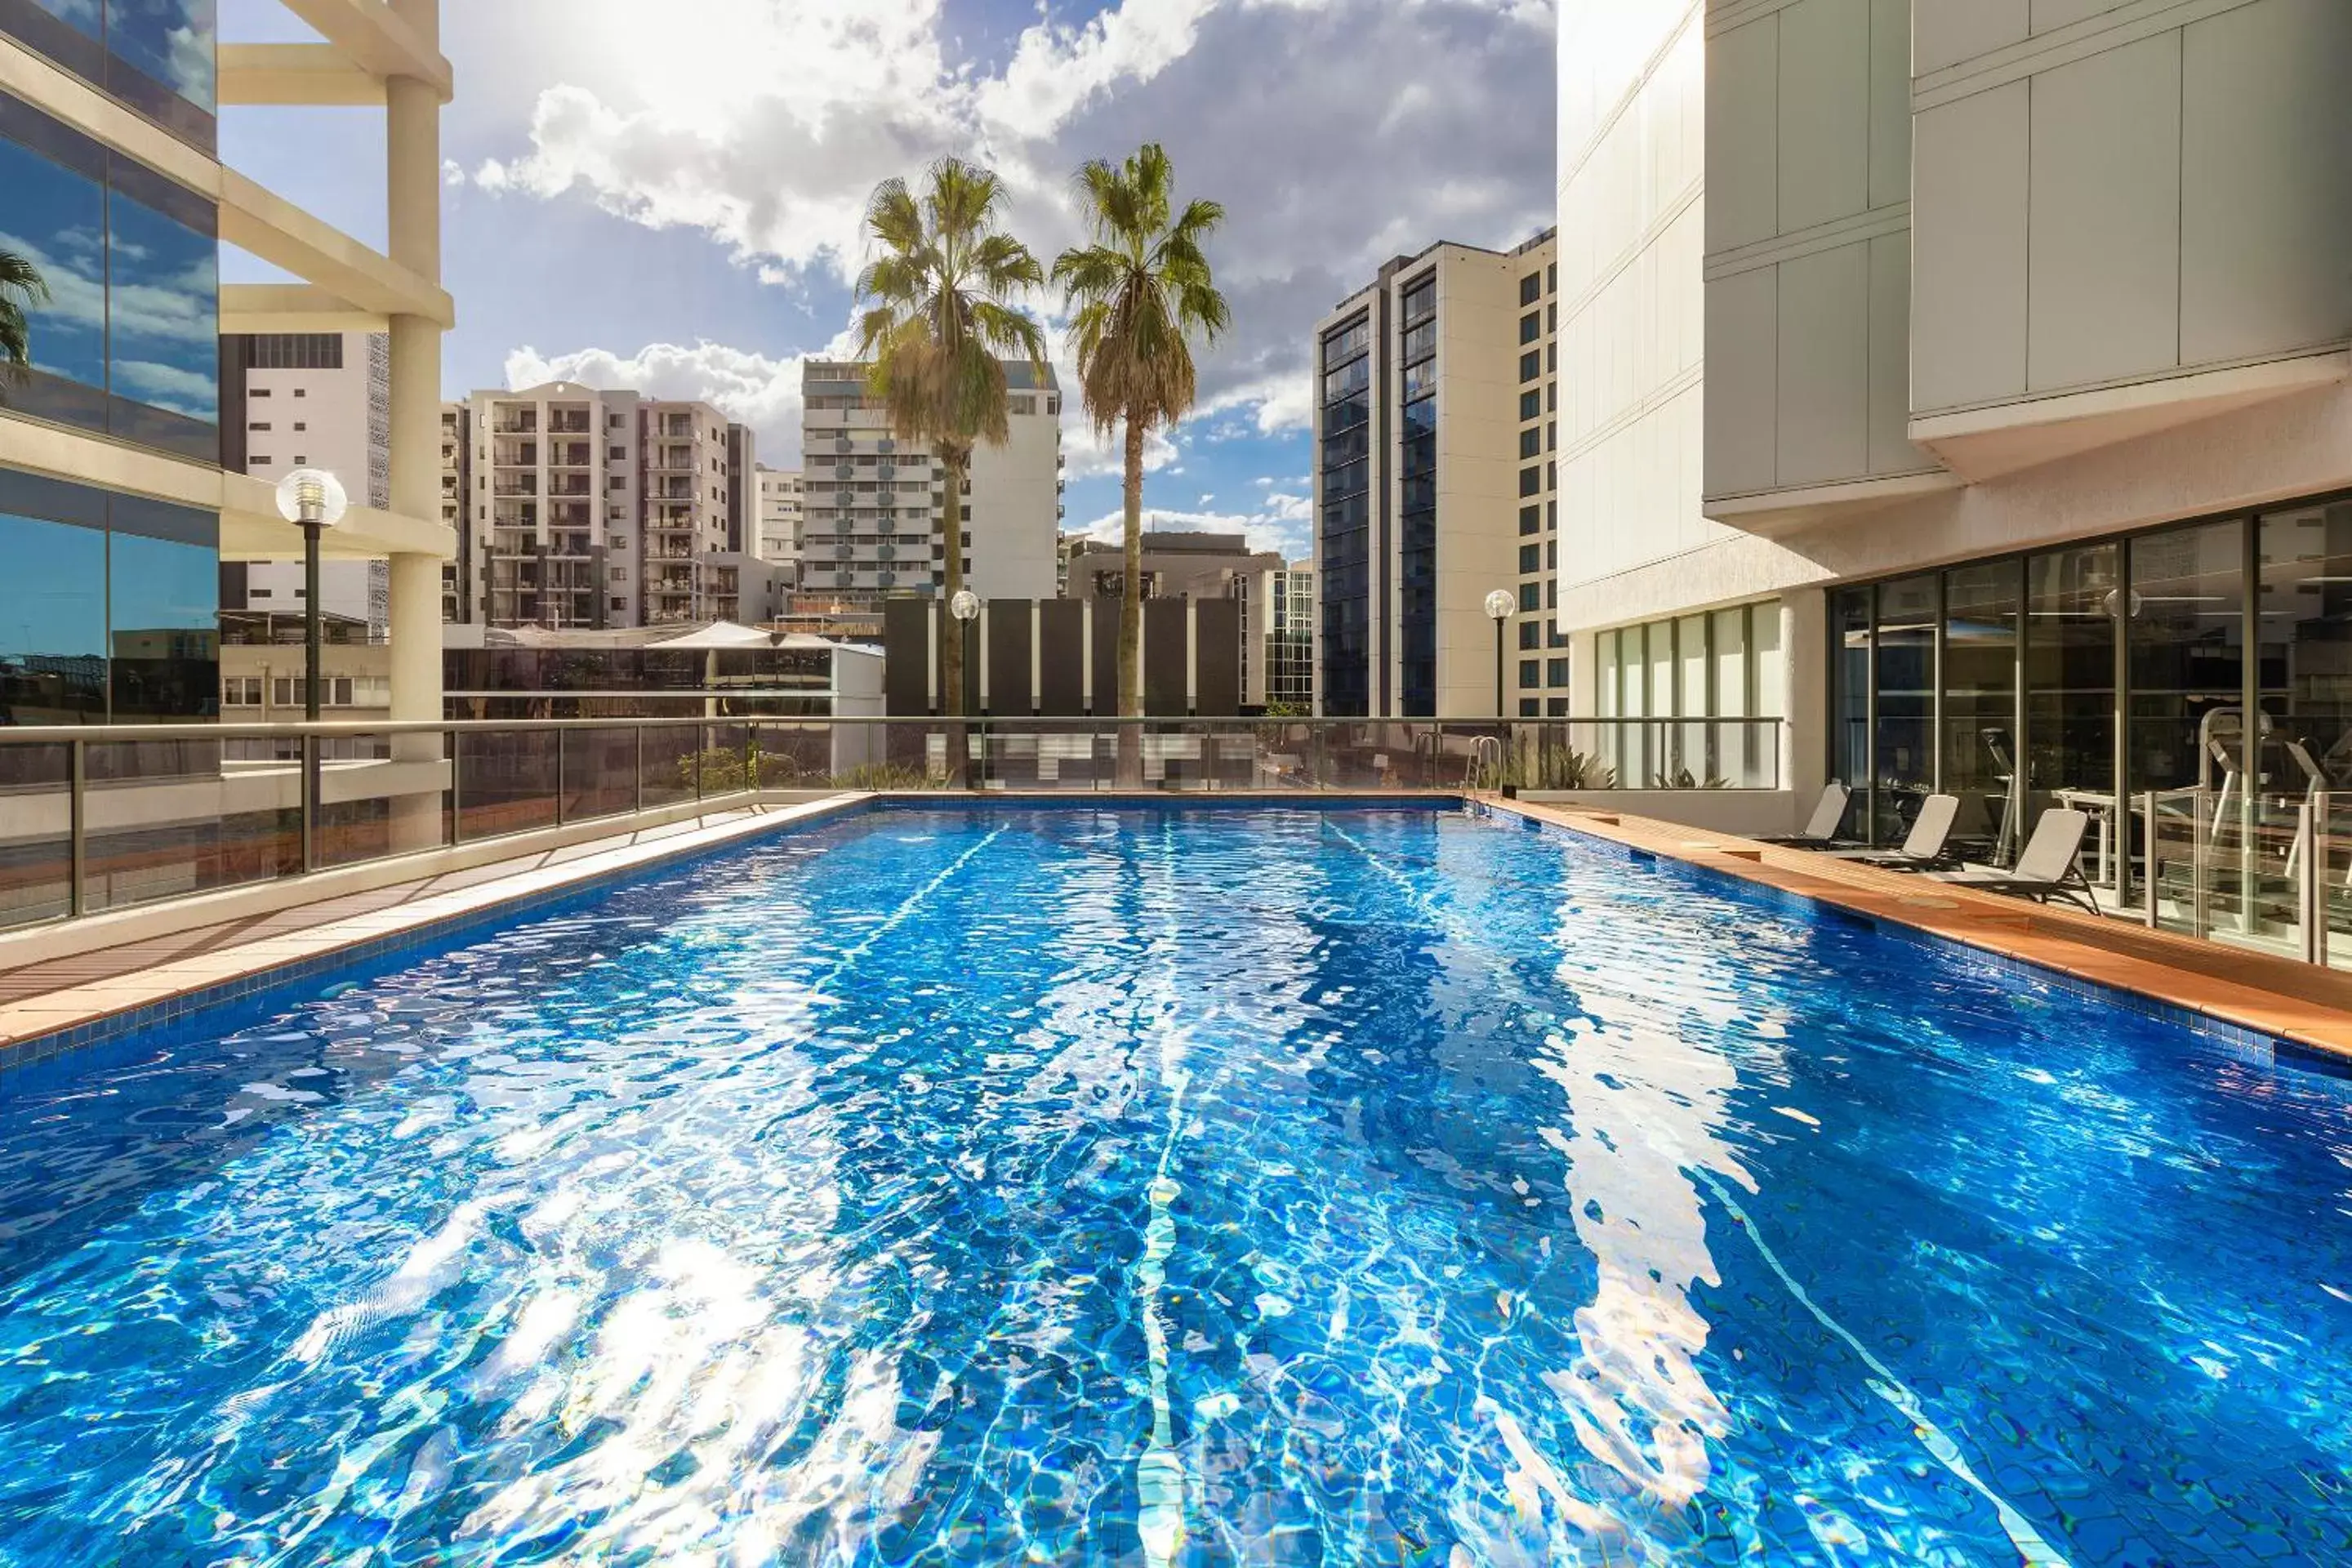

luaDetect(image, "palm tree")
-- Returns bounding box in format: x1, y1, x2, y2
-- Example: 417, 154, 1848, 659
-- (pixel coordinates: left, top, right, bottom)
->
0, 248, 48, 403
1052, 145, 1229, 774
853, 158, 1048, 763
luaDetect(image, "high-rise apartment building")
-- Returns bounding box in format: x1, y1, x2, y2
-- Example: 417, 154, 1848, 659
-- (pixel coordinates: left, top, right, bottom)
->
1556, 0, 2352, 875
220, 332, 391, 635
755, 466, 804, 577
443, 386, 755, 630
800, 361, 1065, 604
0, 2, 452, 756
1312, 233, 1552, 717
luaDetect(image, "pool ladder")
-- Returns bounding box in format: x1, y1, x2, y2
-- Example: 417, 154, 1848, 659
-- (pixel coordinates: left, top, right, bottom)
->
1463, 735, 1504, 793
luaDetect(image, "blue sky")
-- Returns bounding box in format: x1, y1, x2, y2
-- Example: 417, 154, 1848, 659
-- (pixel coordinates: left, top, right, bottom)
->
218, 0, 1557, 559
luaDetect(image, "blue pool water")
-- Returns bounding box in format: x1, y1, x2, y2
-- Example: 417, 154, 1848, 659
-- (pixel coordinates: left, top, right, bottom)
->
0, 804, 2348, 1566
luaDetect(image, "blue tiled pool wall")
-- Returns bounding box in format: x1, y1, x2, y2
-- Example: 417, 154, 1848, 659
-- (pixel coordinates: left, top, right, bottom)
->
2, 795, 2313, 1084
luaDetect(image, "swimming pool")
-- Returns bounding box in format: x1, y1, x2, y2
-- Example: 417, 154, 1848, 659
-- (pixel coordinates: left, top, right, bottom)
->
0, 803, 2346, 1565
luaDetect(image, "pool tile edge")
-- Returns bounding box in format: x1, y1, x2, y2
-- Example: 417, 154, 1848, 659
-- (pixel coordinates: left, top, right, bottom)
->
0, 794, 880, 1070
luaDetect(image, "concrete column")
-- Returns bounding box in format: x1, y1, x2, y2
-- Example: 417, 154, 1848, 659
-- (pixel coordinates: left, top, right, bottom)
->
1781, 586, 1829, 834
385, 20, 446, 848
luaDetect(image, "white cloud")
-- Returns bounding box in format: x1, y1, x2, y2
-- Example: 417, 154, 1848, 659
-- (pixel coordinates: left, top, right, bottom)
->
470, 0, 1556, 444
503, 335, 854, 466
1076, 497, 1314, 561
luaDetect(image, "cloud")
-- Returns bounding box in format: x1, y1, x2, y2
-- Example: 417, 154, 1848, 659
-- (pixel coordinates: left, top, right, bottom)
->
470, 0, 1556, 447
1076, 492, 1314, 561
502, 336, 854, 466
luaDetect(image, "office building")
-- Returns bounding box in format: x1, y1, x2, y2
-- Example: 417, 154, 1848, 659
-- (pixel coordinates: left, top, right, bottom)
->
1063, 530, 1285, 604
1312, 231, 1556, 718
800, 360, 1065, 604
755, 466, 804, 577
0, 1, 452, 752
1241, 558, 1316, 712
220, 331, 391, 636
443, 386, 755, 631
1554, 0, 2352, 915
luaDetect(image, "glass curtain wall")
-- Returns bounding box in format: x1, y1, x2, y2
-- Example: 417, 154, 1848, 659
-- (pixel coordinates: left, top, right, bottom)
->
0, 91, 220, 461
1397, 274, 1438, 716
2, 1, 218, 149
1830, 501, 2352, 955
1316, 314, 1371, 716
1872, 576, 1937, 841
1942, 561, 2021, 857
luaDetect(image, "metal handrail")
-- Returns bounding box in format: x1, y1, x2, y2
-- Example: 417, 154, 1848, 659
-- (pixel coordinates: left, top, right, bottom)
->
0, 715, 1790, 744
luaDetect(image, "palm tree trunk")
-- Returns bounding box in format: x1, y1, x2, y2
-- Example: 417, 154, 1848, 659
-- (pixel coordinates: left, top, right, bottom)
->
941, 454, 968, 787
1117, 415, 1146, 786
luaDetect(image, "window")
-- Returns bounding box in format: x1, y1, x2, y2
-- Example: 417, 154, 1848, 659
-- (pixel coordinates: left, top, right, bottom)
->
1520, 389, 1541, 421
1518, 659, 1540, 689
611, 596, 626, 611
1518, 582, 1540, 612
1547, 263, 1556, 293
1548, 382, 1557, 413
1520, 272, 1541, 305
247, 421, 270, 431
1520, 350, 1540, 383
1518, 467, 1540, 498
1518, 544, 1540, 574
1519, 621, 1541, 651
1547, 421, 1557, 452
1519, 505, 1539, 536
292, 387, 305, 399
1547, 658, 1570, 688
292, 421, 305, 432
1519, 312, 1540, 345
1521, 698, 1541, 718
1518, 428, 1540, 460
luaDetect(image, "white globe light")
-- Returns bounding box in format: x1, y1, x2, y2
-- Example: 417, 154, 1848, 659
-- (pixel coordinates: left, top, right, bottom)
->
274, 467, 350, 528
1484, 589, 1517, 621
949, 590, 981, 621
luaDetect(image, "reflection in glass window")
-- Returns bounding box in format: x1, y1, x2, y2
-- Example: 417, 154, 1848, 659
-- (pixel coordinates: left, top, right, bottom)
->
2128, 520, 2244, 798
2259, 503, 2352, 789
26, 0, 102, 34
1873, 576, 1937, 838
0, 512, 106, 723
105, 0, 217, 110
1942, 561, 2020, 849
2025, 543, 2120, 802
107, 185, 219, 425
109, 530, 218, 719
0, 132, 108, 405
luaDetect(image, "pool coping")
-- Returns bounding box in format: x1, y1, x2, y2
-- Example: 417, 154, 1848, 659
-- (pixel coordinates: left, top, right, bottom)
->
1481, 795, 2352, 1068
0, 795, 881, 1071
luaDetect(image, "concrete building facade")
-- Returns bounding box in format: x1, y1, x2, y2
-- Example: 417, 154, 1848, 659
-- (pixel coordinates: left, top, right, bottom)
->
800, 360, 1065, 604
1312, 233, 1553, 719
443, 386, 754, 631
1555, 0, 2352, 915
755, 466, 804, 577
220, 330, 391, 635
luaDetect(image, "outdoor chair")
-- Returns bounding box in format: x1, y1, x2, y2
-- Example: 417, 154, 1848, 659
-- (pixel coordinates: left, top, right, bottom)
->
1813, 793, 1961, 871
1934, 808, 2100, 914
1757, 783, 1854, 848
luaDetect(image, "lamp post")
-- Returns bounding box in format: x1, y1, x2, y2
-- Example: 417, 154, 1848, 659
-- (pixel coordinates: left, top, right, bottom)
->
949, 589, 980, 789
1484, 589, 1516, 719
275, 468, 349, 870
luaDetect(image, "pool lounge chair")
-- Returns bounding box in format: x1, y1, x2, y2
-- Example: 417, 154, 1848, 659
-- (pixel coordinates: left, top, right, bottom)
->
1756, 783, 1854, 848
1934, 808, 2100, 914
1813, 793, 1962, 871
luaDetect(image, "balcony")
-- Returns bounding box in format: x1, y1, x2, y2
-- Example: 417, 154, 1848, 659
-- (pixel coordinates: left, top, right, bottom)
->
492, 479, 539, 498
549, 443, 594, 468
491, 414, 537, 434
547, 412, 592, 434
